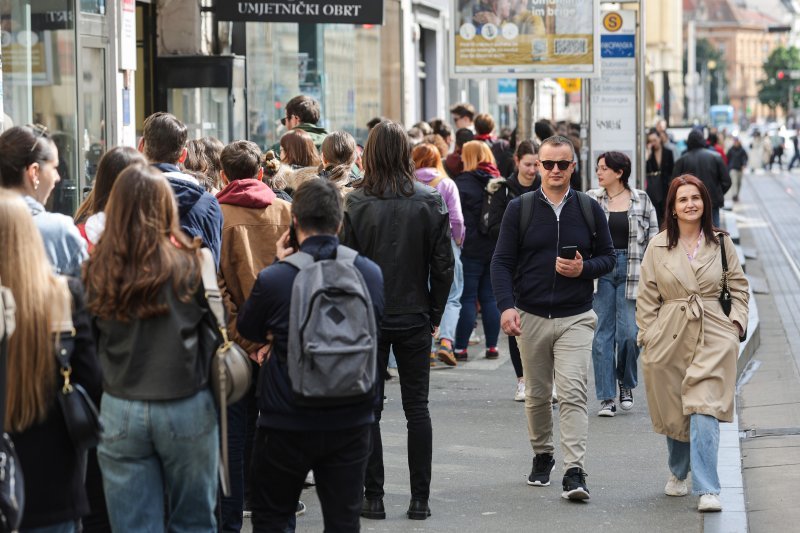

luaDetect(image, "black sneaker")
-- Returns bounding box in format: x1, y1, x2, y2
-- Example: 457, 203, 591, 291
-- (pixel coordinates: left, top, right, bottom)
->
598, 399, 616, 417
527, 453, 556, 486
561, 467, 590, 501
619, 384, 634, 411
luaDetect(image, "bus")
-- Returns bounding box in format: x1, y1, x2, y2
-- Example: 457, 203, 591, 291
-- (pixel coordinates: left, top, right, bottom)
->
709, 105, 735, 128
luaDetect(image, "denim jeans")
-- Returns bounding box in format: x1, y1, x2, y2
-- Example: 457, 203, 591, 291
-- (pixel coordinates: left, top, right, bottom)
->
437, 239, 463, 343
21, 521, 77, 533
454, 256, 500, 350
250, 426, 370, 533
97, 389, 219, 532
666, 414, 721, 495
712, 207, 721, 228
591, 250, 639, 401
366, 325, 433, 501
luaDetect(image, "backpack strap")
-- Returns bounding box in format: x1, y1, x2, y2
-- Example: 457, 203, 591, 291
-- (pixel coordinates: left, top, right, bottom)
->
281, 251, 315, 271
575, 191, 598, 257
335, 246, 358, 266
517, 190, 536, 246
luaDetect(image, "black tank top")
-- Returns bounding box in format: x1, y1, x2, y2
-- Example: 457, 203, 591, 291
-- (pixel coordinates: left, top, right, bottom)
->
608, 211, 629, 250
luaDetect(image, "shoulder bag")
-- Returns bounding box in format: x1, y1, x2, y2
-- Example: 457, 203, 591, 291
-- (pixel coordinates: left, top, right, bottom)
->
199, 249, 253, 497
719, 237, 747, 342
0, 281, 23, 532
53, 277, 103, 451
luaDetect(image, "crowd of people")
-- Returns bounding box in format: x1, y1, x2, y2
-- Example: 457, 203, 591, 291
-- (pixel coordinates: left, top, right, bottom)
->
0, 95, 749, 532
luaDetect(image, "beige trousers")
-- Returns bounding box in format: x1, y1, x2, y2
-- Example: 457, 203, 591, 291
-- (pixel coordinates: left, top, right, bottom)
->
517, 309, 596, 471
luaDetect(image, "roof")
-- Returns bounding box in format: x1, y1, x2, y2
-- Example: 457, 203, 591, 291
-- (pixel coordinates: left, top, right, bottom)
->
683, 0, 784, 27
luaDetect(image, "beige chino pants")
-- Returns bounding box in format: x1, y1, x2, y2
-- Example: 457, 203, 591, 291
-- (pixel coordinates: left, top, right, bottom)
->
517, 309, 596, 471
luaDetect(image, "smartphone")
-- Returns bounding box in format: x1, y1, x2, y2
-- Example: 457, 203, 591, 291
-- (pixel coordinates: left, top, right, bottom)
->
559, 245, 578, 260
288, 223, 299, 250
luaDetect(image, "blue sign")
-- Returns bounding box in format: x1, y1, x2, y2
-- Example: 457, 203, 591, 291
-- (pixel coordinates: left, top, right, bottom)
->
600, 35, 635, 58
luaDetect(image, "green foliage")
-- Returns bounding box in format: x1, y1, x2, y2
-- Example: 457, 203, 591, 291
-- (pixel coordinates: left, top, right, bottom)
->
758, 46, 800, 110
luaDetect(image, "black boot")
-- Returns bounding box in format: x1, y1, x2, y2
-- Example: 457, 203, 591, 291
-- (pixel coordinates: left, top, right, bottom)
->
406, 499, 431, 520
361, 498, 386, 520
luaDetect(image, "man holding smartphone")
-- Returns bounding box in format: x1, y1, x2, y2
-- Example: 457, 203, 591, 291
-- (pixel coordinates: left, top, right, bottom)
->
491, 135, 615, 501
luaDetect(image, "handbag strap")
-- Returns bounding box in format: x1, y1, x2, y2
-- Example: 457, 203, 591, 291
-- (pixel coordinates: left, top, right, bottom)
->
719, 234, 729, 273
53, 276, 76, 394
200, 248, 231, 344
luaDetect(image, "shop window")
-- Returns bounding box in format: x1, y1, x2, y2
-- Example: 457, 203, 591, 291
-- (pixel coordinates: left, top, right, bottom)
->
80, 0, 105, 15
1, 0, 79, 215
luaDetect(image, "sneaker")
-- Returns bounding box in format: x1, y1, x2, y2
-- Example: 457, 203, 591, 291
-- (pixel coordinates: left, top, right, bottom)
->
698, 493, 722, 512
598, 399, 616, 417
485, 347, 499, 360
514, 381, 526, 402
296, 501, 306, 516
454, 349, 469, 362
619, 384, 634, 411
304, 470, 315, 487
437, 340, 457, 366
468, 329, 481, 345
664, 474, 688, 497
430, 351, 437, 367
562, 467, 590, 500
526, 453, 556, 486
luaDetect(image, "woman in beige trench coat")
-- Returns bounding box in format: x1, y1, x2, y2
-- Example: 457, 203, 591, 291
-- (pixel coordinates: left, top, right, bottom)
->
636, 175, 749, 513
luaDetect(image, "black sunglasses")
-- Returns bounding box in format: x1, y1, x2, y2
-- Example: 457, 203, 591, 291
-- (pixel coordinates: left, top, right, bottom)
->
539, 159, 572, 171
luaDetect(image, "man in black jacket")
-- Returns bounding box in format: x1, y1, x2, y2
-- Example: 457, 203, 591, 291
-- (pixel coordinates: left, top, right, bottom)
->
672, 129, 731, 226
491, 135, 615, 501
341, 120, 453, 521
237, 179, 384, 532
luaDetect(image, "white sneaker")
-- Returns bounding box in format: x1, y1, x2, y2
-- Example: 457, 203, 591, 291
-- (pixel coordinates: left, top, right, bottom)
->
468, 329, 481, 345
514, 381, 525, 402
698, 493, 722, 512
598, 400, 616, 417
664, 474, 688, 496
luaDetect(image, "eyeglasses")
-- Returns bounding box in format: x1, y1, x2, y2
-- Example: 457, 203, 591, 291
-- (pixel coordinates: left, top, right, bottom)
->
27, 123, 49, 153
539, 159, 572, 171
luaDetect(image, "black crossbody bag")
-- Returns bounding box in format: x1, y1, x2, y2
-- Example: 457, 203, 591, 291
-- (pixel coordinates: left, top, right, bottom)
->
719, 238, 747, 342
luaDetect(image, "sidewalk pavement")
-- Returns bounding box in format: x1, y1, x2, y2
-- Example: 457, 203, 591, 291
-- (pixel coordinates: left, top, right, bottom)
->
734, 171, 800, 533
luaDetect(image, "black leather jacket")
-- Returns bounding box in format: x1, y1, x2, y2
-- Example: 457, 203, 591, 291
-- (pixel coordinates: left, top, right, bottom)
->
672, 148, 731, 209
341, 181, 454, 327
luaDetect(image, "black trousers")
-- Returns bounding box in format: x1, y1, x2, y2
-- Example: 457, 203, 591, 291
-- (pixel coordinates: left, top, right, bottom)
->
250, 425, 370, 533
364, 325, 433, 502
509, 335, 523, 379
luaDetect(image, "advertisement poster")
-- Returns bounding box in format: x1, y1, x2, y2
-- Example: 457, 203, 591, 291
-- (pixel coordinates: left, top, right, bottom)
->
589, 10, 636, 188
451, 0, 600, 78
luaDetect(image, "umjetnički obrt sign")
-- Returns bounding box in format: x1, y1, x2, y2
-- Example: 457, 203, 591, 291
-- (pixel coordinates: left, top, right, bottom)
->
216, 1, 384, 24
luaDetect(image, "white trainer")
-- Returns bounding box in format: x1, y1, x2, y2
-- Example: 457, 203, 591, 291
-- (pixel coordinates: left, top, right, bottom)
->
664, 474, 688, 496
514, 381, 525, 402
698, 493, 722, 512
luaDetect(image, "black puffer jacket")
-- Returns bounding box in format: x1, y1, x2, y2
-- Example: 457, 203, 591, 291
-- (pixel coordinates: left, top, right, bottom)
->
672, 131, 731, 209
341, 181, 454, 327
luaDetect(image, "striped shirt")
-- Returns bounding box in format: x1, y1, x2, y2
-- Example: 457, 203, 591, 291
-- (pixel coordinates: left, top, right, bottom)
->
586, 187, 659, 299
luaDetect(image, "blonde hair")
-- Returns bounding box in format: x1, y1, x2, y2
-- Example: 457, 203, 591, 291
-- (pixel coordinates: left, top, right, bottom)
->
0, 190, 62, 432
461, 141, 496, 172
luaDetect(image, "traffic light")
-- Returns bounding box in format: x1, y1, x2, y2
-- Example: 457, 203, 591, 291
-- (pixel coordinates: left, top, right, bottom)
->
778, 70, 786, 80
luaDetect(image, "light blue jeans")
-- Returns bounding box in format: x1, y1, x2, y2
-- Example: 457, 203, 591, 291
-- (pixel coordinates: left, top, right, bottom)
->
666, 414, 721, 495
437, 239, 463, 343
592, 250, 640, 400
98, 389, 219, 532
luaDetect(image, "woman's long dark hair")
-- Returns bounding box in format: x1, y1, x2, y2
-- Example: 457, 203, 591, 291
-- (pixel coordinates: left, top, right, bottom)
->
75, 146, 147, 223
83, 165, 202, 321
0, 125, 56, 189
358, 120, 415, 197
663, 174, 724, 249
280, 129, 321, 168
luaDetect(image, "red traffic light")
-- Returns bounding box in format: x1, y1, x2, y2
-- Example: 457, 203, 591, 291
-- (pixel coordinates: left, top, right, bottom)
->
778, 71, 786, 80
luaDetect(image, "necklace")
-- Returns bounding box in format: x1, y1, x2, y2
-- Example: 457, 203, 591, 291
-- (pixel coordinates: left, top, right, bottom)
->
607, 188, 627, 200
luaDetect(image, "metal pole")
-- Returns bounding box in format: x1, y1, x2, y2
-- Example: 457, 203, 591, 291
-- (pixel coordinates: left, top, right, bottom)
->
687, 20, 696, 122
516, 80, 535, 143
581, 80, 589, 191
638, 1, 647, 191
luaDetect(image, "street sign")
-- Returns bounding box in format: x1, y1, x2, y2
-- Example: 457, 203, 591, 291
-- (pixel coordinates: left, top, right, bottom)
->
557, 78, 582, 93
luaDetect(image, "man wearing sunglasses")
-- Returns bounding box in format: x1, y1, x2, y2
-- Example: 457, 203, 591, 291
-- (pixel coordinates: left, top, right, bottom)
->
491, 135, 615, 502
268, 95, 329, 157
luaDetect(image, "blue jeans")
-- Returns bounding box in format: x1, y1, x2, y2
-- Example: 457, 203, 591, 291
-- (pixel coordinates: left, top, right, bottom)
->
666, 414, 721, 495
437, 240, 463, 343
21, 522, 76, 533
98, 389, 219, 532
712, 207, 720, 228
591, 250, 639, 400
454, 256, 500, 351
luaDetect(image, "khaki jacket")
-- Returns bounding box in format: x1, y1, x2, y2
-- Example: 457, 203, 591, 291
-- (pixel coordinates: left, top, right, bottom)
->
218, 198, 292, 353
636, 231, 749, 441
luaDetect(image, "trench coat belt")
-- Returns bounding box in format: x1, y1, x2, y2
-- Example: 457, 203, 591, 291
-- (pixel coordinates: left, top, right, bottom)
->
663, 294, 717, 347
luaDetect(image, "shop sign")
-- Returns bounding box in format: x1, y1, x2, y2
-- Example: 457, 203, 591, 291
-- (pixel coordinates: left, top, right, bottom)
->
589, 10, 637, 187
119, 0, 136, 70
451, 0, 600, 79
216, 1, 384, 24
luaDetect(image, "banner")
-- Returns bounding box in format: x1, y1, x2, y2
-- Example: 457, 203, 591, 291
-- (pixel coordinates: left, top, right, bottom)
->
589, 10, 637, 187
216, 1, 384, 24
451, 0, 600, 78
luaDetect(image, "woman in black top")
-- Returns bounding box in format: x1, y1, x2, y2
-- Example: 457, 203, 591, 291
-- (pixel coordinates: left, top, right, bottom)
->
0, 189, 102, 532
646, 128, 675, 225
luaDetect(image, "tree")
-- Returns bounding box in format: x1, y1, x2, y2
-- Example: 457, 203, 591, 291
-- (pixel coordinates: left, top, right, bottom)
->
758, 46, 800, 111
683, 39, 729, 114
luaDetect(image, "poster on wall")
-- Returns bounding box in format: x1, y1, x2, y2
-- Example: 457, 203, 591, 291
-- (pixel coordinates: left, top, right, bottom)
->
589, 10, 637, 188
216, 0, 384, 24
451, 0, 600, 78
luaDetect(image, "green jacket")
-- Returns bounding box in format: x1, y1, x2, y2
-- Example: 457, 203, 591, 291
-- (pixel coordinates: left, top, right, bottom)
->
268, 123, 329, 156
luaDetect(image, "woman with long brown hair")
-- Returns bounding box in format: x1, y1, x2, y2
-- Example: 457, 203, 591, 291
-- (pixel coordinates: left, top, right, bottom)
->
84, 165, 219, 530
637, 174, 748, 512
280, 129, 322, 194
0, 189, 102, 532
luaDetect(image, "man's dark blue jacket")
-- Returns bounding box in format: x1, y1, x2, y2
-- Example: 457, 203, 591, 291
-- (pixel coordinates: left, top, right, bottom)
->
491, 188, 615, 318
237, 235, 384, 431
153, 163, 223, 266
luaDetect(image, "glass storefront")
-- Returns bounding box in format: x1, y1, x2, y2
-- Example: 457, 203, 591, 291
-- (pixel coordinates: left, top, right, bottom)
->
246, 22, 382, 149
1, 0, 79, 215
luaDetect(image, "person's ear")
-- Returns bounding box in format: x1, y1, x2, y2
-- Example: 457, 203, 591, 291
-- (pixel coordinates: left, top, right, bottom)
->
177, 147, 188, 164
220, 170, 230, 186
137, 138, 145, 154
25, 162, 40, 190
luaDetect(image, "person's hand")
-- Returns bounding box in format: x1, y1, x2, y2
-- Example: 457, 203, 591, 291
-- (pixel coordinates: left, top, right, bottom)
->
733, 320, 744, 337
555, 250, 584, 278
501, 309, 522, 336
275, 229, 296, 260
431, 325, 440, 338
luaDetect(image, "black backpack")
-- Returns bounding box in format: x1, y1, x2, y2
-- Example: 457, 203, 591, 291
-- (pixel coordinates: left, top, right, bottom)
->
517, 190, 598, 257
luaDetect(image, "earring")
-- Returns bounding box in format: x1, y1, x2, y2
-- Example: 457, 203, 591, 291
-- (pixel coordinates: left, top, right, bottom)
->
672, 212, 677, 218
34, 180, 39, 190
